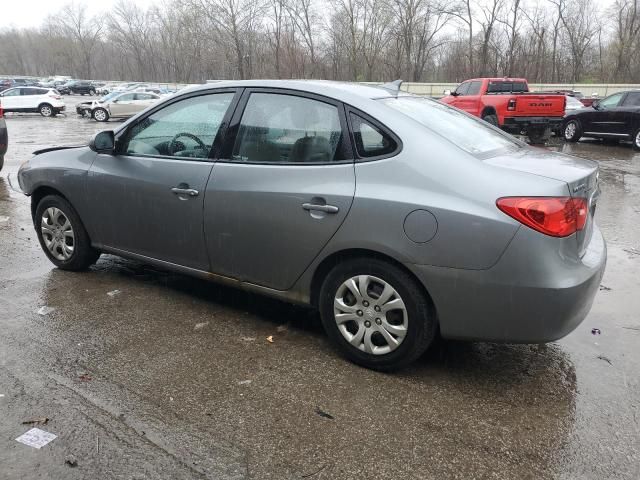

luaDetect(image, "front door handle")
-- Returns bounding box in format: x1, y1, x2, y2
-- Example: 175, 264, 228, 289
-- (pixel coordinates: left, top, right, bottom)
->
302, 203, 339, 214
171, 187, 199, 197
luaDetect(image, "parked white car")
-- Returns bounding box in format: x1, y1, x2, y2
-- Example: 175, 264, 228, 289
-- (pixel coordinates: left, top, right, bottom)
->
0, 87, 65, 117
88, 91, 162, 122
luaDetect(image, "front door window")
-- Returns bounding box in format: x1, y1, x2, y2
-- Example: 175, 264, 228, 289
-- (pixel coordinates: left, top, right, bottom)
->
122, 93, 235, 159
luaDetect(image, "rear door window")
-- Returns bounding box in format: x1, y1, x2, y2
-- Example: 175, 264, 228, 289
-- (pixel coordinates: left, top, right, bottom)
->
231, 92, 345, 163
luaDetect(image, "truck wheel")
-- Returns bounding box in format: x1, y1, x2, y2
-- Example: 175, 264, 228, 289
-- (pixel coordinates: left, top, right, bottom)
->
528, 127, 551, 145
482, 114, 499, 127
564, 120, 582, 142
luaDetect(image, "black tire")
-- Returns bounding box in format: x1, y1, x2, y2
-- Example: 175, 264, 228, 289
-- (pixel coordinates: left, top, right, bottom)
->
318, 258, 437, 371
563, 119, 582, 142
527, 127, 551, 145
39, 103, 54, 117
633, 129, 640, 151
34, 195, 100, 271
0, 156, 4, 172
482, 114, 499, 127
92, 107, 109, 122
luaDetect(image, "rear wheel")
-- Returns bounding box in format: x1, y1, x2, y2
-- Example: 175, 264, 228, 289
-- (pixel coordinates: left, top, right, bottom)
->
92, 107, 109, 122
482, 114, 499, 127
528, 127, 551, 145
318, 258, 437, 371
39, 103, 54, 117
34, 195, 100, 270
633, 129, 640, 151
564, 120, 582, 142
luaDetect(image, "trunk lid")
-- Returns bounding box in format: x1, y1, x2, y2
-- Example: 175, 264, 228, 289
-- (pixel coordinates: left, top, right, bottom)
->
485, 148, 599, 256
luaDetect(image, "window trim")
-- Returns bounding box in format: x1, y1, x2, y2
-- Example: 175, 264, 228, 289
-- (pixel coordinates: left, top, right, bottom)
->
115, 88, 242, 162
218, 87, 354, 165
345, 106, 403, 162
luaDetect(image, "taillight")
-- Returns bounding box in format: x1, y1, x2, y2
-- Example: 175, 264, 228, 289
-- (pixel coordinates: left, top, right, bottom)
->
0, 104, 3, 118
507, 99, 517, 111
49, 94, 62, 100
497, 197, 588, 237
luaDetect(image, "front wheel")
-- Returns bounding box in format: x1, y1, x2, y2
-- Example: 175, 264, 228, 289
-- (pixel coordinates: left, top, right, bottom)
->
34, 195, 100, 270
92, 107, 109, 122
318, 258, 437, 371
39, 103, 54, 117
564, 120, 582, 142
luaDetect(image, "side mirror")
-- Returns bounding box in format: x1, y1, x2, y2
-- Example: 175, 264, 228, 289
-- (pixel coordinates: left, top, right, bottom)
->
592, 100, 600, 110
90, 130, 115, 154
443, 89, 451, 96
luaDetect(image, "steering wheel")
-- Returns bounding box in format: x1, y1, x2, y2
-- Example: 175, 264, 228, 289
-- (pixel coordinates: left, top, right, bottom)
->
168, 132, 207, 156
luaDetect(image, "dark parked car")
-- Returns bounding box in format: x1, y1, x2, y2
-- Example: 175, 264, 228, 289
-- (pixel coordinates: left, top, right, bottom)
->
16, 80, 606, 370
0, 102, 7, 171
62, 81, 96, 96
563, 90, 640, 149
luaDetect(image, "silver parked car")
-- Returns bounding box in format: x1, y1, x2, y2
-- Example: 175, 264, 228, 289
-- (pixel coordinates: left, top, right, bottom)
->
16, 80, 606, 370
89, 91, 161, 122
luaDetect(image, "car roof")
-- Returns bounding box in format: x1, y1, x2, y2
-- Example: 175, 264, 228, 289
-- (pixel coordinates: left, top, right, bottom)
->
188, 80, 410, 103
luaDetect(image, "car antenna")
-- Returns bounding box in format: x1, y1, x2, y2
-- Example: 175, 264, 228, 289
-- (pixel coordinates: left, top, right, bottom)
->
380, 79, 403, 97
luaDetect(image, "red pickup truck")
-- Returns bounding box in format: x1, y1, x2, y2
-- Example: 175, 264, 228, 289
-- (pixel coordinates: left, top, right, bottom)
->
440, 78, 566, 143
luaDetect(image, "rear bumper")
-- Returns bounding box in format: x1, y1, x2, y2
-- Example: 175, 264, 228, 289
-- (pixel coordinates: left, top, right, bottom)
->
502, 117, 563, 132
407, 224, 607, 343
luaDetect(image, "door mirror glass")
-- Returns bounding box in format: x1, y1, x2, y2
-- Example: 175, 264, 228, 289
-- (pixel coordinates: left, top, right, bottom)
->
90, 131, 115, 153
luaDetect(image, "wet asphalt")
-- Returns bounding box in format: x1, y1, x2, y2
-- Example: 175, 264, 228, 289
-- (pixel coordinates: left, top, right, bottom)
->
0, 102, 638, 479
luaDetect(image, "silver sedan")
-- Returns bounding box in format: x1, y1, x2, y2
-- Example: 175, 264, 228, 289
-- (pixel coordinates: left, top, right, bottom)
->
17, 80, 606, 370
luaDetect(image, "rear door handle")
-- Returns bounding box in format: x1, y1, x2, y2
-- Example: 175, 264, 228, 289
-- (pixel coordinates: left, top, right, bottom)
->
171, 187, 199, 197
302, 203, 339, 213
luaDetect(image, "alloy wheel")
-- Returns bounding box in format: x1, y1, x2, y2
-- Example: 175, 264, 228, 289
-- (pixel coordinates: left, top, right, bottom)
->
333, 275, 408, 355
94, 109, 106, 121
41, 207, 75, 261
41, 106, 52, 117
565, 122, 576, 140
636, 131, 640, 148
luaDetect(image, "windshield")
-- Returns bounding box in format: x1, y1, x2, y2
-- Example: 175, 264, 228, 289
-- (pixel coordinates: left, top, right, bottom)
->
381, 96, 522, 156
99, 92, 120, 102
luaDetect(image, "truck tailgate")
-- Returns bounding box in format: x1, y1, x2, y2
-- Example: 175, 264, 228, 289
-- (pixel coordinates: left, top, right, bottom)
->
513, 94, 566, 117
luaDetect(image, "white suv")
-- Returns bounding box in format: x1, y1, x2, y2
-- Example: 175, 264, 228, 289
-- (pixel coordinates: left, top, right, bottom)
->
0, 87, 66, 117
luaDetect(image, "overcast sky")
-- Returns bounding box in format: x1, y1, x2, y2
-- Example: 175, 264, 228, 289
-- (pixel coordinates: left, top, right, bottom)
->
2, 0, 155, 28
3, 0, 619, 28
